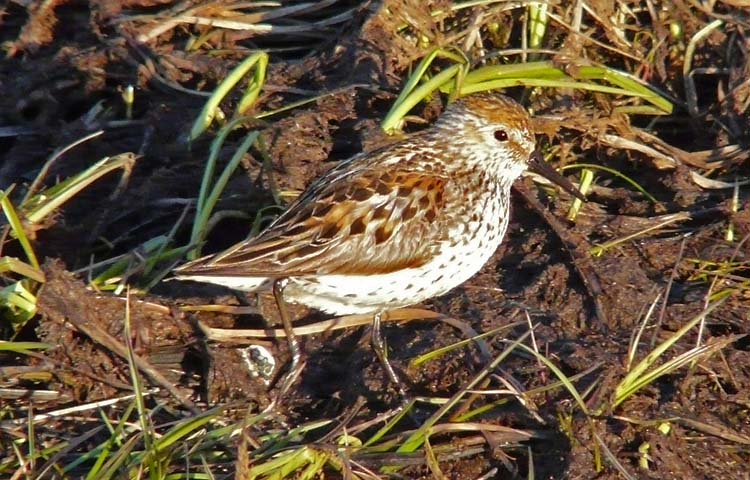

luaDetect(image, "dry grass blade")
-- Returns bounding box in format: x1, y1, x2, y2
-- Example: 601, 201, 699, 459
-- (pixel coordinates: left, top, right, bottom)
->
136, 0, 353, 43
198, 308, 443, 340
673, 416, 750, 445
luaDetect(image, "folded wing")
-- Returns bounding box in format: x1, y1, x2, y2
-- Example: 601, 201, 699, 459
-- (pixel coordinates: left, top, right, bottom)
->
177, 152, 451, 279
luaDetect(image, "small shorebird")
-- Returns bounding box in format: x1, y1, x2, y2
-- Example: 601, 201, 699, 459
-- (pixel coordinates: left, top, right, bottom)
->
175, 92, 583, 402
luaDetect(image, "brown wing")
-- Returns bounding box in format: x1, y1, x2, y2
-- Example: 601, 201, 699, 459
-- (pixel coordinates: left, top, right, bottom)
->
177, 151, 451, 279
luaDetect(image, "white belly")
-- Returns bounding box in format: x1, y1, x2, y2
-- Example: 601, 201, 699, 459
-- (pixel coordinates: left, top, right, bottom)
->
179, 190, 510, 315
286, 202, 508, 315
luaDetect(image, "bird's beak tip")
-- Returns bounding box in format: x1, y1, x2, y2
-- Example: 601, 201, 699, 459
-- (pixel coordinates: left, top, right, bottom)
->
528, 150, 587, 202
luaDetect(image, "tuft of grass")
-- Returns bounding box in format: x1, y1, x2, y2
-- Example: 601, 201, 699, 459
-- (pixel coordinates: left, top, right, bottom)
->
89, 235, 191, 294
381, 52, 673, 134
22, 153, 136, 226
1, 153, 136, 320
1, 189, 44, 330
0, 136, 139, 324
605, 297, 731, 411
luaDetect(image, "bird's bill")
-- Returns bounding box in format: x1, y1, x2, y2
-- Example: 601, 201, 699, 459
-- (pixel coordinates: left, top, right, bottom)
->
528, 150, 586, 201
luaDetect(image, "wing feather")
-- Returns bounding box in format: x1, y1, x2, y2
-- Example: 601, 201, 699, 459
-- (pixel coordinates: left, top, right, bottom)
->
177, 147, 452, 279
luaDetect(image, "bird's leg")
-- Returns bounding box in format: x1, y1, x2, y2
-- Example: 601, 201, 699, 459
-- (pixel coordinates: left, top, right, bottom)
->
268, 278, 304, 408
371, 311, 408, 400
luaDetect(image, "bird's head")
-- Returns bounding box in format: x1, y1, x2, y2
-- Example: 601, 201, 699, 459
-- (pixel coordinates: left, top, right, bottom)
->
438, 92, 584, 200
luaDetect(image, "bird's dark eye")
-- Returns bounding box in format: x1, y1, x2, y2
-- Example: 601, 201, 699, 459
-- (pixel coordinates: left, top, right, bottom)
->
494, 130, 508, 141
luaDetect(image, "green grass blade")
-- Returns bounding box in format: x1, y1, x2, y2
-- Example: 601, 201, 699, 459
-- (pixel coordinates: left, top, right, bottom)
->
560, 163, 658, 203
0, 341, 50, 351
381, 63, 464, 133
362, 398, 417, 447
383, 48, 467, 128
410, 323, 517, 367
24, 153, 136, 225
153, 409, 221, 453
575, 66, 673, 113
94, 434, 141, 480
515, 343, 590, 415
0, 282, 39, 327
237, 53, 269, 115
0, 257, 45, 283
463, 61, 566, 83
189, 116, 247, 259
189, 51, 269, 141
566, 168, 595, 221
1, 191, 40, 269
189, 131, 260, 258
528, 2, 549, 49
462, 61, 672, 113
462, 78, 656, 99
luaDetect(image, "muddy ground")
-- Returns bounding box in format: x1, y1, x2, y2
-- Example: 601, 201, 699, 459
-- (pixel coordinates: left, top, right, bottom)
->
1, 1, 749, 479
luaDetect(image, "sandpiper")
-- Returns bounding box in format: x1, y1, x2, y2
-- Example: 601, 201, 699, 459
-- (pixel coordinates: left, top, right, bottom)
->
176, 92, 583, 401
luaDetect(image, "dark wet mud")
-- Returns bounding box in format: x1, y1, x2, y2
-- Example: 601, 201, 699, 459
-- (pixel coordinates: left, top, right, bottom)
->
1, 1, 749, 478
